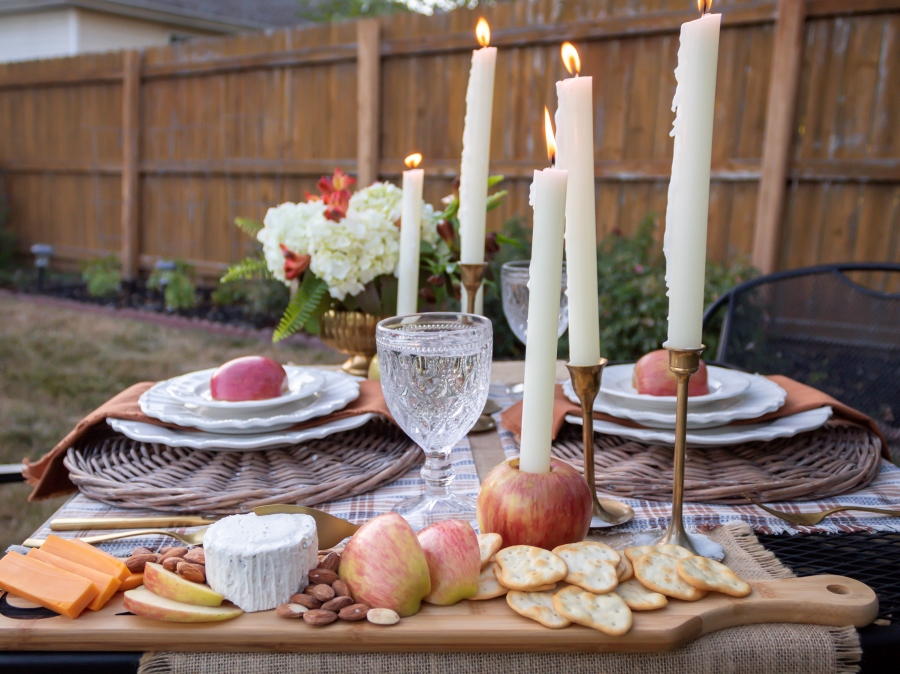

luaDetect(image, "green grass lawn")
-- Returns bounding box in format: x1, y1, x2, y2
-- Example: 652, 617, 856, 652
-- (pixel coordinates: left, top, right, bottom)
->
0, 295, 341, 553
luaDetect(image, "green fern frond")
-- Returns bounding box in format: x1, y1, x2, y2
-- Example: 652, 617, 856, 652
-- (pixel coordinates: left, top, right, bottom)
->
485, 189, 508, 212
273, 274, 330, 342
221, 258, 272, 284
235, 216, 263, 237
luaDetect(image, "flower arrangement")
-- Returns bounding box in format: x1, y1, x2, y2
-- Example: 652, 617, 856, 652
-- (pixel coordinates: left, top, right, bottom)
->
222, 169, 501, 342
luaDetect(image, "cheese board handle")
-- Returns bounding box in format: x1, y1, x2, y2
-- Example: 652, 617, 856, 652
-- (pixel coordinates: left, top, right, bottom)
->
700, 574, 879, 635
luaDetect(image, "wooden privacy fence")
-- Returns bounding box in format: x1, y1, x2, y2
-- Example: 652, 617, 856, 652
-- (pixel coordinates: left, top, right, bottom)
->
0, 0, 898, 282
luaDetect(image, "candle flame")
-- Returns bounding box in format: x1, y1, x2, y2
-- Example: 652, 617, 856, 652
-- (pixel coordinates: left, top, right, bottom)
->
475, 18, 490, 47
544, 107, 557, 165
561, 42, 581, 75
697, 0, 712, 15
404, 153, 422, 169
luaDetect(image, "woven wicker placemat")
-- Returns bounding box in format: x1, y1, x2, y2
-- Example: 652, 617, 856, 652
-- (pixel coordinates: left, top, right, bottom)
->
551, 420, 881, 504
63, 421, 421, 514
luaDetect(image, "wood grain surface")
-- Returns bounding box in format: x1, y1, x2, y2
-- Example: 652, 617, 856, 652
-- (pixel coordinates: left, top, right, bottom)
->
0, 575, 878, 653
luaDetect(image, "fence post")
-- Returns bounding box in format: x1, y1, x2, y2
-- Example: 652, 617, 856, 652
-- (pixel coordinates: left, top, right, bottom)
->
121, 49, 141, 281
357, 18, 381, 188
751, 0, 806, 274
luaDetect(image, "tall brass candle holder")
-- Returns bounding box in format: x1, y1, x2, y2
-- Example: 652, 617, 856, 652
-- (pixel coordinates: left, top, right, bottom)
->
653, 345, 705, 553
566, 360, 634, 526
460, 263, 487, 315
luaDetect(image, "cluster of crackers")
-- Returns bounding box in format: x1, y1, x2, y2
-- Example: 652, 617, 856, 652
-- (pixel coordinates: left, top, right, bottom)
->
470, 534, 751, 636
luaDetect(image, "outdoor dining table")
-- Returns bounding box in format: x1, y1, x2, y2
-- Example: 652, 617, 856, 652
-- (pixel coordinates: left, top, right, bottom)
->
1, 360, 898, 674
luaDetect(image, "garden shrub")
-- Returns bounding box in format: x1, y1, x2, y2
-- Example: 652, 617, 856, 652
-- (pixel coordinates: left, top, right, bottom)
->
148, 260, 197, 311
80, 255, 121, 298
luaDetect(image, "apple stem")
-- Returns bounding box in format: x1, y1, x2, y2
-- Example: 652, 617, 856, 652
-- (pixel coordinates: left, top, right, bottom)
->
420, 447, 455, 497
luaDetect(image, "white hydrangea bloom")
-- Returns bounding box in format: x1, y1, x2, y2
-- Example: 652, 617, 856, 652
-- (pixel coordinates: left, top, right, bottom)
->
256, 201, 326, 284
420, 202, 441, 246
348, 182, 403, 225
306, 208, 401, 300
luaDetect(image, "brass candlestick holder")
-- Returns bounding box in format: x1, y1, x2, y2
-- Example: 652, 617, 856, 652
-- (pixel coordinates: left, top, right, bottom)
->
566, 360, 634, 526
460, 263, 487, 315
653, 345, 705, 553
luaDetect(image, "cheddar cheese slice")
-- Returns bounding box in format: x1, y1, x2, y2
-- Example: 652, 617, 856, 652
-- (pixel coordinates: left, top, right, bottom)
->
119, 573, 144, 591
27, 548, 121, 611
40, 535, 130, 583
0, 552, 97, 619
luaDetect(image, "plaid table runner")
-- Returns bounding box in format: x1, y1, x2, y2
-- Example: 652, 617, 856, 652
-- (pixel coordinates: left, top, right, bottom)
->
17, 436, 479, 557
490, 384, 900, 536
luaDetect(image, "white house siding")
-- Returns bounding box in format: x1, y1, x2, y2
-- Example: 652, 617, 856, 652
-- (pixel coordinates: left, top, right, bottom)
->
0, 8, 212, 63
0, 8, 77, 62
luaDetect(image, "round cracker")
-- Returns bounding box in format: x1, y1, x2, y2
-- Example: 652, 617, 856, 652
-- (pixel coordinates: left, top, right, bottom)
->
477, 533, 503, 569
552, 585, 633, 636
633, 551, 707, 601
623, 545, 656, 563
494, 545, 567, 591
676, 557, 751, 597
552, 542, 620, 594
616, 554, 634, 582
656, 544, 695, 560
469, 562, 509, 601
614, 578, 668, 611
507, 590, 571, 629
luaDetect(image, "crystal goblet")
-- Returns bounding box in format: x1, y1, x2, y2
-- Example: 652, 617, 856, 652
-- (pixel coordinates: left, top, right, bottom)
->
501, 260, 569, 345
376, 313, 493, 530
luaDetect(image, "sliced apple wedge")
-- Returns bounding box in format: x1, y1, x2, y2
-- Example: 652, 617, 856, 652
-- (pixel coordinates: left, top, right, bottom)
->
124, 587, 242, 623
143, 562, 223, 607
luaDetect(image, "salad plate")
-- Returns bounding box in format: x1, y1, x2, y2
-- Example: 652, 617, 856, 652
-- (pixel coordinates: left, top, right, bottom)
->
599, 364, 751, 410
165, 366, 325, 412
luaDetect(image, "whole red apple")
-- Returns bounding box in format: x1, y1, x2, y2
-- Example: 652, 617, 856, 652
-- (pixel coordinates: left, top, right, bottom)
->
338, 513, 431, 617
476, 457, 592, 551
209, 356, 287, 401
417, 520, 480, 605
632, 349, 709, 397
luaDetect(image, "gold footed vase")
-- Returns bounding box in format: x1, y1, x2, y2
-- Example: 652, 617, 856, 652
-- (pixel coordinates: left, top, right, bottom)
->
318, 310, 383, 377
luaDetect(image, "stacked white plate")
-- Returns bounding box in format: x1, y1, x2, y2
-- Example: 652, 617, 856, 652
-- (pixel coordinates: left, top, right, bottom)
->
108, 367, 373, 452
563, 364, 832, 447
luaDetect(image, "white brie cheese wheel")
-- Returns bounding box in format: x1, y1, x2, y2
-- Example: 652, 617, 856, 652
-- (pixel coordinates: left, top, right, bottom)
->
204, 512, 318, 612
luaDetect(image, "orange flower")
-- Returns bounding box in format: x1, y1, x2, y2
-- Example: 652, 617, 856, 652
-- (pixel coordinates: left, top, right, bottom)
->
280, 244, 311, 280
309, 168, 356, 221
318, 168, 356, 196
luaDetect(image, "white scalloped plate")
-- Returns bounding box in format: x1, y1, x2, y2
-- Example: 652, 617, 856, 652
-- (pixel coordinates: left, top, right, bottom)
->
139, 370, 360, 433
598, 364, 752, 410
107, 413, 376, 451
565, 407, 832, 447
165, 366, 325, 412
563, 373, 787, 429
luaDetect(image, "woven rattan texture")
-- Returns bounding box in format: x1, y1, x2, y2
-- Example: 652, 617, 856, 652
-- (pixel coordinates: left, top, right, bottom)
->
63, 421, 421, 514
551, 420, 881, 504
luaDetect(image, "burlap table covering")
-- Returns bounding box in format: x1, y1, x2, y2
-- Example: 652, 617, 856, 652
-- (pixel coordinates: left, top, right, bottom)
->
137, 523, 861, 674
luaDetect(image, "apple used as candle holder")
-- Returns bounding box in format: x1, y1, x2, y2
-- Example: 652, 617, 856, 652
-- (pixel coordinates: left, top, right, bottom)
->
338, 513, 431, 617
633, 349, 709, 397
417, 520, 480, 605
209, 356, 287, 401
476, 457, 592, 550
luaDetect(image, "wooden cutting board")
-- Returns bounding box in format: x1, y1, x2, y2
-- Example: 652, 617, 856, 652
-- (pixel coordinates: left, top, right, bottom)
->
0, 574, 878, 653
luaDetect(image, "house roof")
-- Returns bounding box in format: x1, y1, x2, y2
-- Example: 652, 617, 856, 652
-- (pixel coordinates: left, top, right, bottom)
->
0, 0, 307, 31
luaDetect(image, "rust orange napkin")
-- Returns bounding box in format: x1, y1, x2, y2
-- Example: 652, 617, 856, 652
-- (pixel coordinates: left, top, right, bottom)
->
500, 375, 889, 460
24, 378, 393, 501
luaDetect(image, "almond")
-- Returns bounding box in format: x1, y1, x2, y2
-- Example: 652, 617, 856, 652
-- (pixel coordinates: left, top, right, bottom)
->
159, 547, 188, 563
317, 551, 341, 572
162, 557, 180, 572
183, 548, 205, 565
303, 609, 337, 626
288, 593, 321, 610
176, 561, 206, 584
332, 579, 351, 599
367, 608, 400, 626
310, 584, 335, 602
308, 568, 338, 586
320, 596, 353, 612
338, 604, 369, 621
159, 546, 176, 555
131, 546, 153, 556
276, 603, 308, 618
125, 553, 158, 573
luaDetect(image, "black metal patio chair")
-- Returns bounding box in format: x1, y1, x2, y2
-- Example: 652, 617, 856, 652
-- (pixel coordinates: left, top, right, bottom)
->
702, 262, 900, 459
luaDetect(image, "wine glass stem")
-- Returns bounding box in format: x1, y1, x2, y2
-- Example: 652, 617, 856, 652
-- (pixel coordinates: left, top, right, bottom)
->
421, 447, 454, 497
